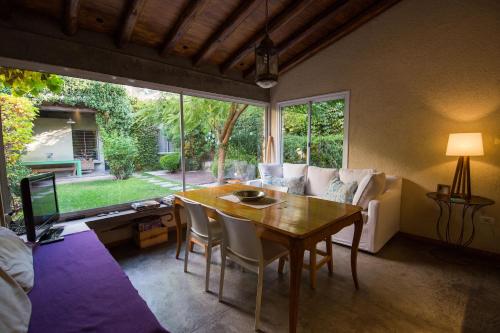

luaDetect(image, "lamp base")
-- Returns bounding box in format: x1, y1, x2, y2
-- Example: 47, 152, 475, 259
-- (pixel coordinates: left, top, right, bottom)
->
450, 156, 471, 200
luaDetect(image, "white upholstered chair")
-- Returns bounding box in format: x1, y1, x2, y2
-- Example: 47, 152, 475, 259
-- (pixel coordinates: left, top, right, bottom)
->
182, 198, 222, 292
216, 210, 288, 331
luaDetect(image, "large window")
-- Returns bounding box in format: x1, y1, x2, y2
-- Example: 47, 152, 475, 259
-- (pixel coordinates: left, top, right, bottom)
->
0, 68, 268, 226
279, 92, 348, 168
182, 95, 266, 188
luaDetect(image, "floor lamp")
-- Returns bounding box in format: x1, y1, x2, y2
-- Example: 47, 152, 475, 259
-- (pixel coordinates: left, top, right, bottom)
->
446, 133, 484, 200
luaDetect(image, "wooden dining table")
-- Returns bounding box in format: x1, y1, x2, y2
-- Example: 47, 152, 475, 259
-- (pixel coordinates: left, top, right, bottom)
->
173, 184, 363, 333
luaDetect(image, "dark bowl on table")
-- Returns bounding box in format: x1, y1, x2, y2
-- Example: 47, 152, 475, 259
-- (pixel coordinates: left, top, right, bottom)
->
233, 190, 266, 202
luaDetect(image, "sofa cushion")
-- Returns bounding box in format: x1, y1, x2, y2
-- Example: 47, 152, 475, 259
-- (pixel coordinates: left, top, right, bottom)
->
339, 168, 375, 184
353, 172, 386, 210
306, 166, 338, 196
283, 163, 308, 179
321, 178, 358, 204
0, 227, 34, 292
263, 176, 305, 195
258, 163, 283, 179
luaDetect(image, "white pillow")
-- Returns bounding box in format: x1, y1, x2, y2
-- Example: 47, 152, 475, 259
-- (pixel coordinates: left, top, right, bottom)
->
306, 166, 338, 196
0, 227, 34, 292
353, 172, 386, 210
339, 168, 375, 184
0, 267, 32, 333
283, 163, 308, 179
258, 163, 283, 179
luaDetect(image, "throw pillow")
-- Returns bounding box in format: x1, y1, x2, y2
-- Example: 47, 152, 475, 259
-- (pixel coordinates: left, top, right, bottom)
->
322, 177, 358, 204
0, 267, 32, 333
353, 172, 386, 210
283, 163, 308, 179
263, 176, 305, 195
258, 163, 283, 179
0, 227, 34, 292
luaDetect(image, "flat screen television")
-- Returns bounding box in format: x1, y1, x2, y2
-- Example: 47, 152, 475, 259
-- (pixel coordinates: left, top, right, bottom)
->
20, 173, 60, 242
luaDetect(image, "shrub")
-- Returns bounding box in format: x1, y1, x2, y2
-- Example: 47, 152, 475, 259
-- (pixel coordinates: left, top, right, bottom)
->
160, 152, 180, 172
132, 124, 160, 171
7, 161, 32, 198
103, 134, 138, 180
0, 94, 38, 167
283, 134, 344, 168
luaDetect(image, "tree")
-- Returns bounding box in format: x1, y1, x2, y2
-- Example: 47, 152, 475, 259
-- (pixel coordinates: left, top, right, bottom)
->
0, 94, 38, 203
134, 94, 250, 183
215, 103, 248, 183
0, 67, 63, 96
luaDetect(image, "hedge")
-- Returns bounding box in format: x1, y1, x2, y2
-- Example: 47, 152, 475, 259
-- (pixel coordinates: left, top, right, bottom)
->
283, 134, 343, 168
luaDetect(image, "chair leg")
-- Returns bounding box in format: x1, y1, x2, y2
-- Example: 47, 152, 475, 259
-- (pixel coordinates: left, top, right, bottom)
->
309, 247, 317, 289
326, 237, 333, 276
255, 265, 264, 331
278, 256, 286, 274
219, 248, 226, 302
205, 244, 212, 292
184, 232, 191, 273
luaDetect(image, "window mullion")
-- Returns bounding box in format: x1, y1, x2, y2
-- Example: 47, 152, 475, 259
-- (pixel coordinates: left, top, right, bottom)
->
306, 101, 312, 166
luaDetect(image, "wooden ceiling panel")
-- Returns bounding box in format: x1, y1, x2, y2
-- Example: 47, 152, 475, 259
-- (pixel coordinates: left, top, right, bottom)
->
269, 0, 332, 46
131, 0, 186, 48
9, 0, 400, 79
171, 0, 241, 58
17, 0, 64, 19
78, 0, 127, 34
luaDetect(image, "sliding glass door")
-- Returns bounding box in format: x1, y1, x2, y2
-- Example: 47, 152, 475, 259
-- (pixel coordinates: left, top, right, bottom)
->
280, 92, 348, 168
281, 103, 309, 164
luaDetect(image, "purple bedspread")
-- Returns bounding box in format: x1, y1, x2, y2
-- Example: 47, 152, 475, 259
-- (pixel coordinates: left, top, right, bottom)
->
28, 230, 168, 333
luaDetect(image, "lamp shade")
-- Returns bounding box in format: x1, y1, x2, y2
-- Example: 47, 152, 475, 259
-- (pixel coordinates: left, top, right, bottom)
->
446, 133, 484, 156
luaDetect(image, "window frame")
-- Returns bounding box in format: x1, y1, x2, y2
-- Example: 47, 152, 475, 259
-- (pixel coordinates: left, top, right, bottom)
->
277, 91, 350, 169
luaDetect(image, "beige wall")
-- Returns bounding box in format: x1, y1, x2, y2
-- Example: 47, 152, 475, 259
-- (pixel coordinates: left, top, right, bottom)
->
271, 0, 500, 253
24, 118, 74, 161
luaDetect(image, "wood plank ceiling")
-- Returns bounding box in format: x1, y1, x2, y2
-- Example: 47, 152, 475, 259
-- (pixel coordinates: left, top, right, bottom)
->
10, 0, 399, 79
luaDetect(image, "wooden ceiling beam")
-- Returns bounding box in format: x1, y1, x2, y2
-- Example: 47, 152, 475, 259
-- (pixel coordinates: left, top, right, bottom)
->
279, 0, 401, 74
117, 0, 147, 48
220, 0, 313, 74
161, 0, 209, 57
242, 0, 349, 77
192, 0, 262, 67
64, 0, 81, 36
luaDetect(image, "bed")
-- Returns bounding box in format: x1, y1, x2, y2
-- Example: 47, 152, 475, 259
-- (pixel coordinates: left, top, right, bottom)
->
27, 230, 168, 333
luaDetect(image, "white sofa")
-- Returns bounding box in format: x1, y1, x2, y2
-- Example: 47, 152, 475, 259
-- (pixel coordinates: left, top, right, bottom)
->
247, 163, 402, 253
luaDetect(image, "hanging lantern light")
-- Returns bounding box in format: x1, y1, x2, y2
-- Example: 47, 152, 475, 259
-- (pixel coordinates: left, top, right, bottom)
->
255, 0, 278, 89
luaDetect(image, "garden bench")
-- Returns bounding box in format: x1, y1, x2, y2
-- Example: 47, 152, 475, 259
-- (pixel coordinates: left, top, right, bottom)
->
22, 160, 83, 176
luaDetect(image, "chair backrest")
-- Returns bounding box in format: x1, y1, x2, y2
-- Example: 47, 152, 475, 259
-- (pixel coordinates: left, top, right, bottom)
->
181, 198, 210, 237
216, 210, 262, 263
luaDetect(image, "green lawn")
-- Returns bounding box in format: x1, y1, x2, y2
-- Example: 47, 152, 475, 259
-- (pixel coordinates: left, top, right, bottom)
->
56, 175, 183, 213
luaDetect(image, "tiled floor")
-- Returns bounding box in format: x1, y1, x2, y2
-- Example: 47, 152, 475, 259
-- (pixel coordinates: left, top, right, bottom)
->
110, 235, 500, 333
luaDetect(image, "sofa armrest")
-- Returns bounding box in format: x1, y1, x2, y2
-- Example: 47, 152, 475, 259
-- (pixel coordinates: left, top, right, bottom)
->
245, 179, 263, 187
366, 184, 402, 252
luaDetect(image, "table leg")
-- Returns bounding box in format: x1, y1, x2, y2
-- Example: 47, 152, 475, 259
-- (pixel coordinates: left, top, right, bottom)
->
288, 240, 304, 333
173, 202, 182, 259
351, 212, 363, 290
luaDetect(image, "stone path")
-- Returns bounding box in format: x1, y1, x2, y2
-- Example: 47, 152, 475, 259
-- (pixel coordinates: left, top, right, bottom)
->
134, 174, 192, 191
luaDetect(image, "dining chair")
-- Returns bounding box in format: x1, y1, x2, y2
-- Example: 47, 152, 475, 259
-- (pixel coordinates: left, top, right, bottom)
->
216, 210, 288, 331
303, 237, 334, 289
182, 198, 222, 292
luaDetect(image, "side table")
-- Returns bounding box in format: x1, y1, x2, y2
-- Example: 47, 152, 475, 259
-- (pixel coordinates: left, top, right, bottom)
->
426, 192, 494, 247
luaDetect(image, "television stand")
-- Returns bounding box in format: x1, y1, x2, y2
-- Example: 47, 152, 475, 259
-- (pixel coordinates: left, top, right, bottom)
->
39, 226, 65, 245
